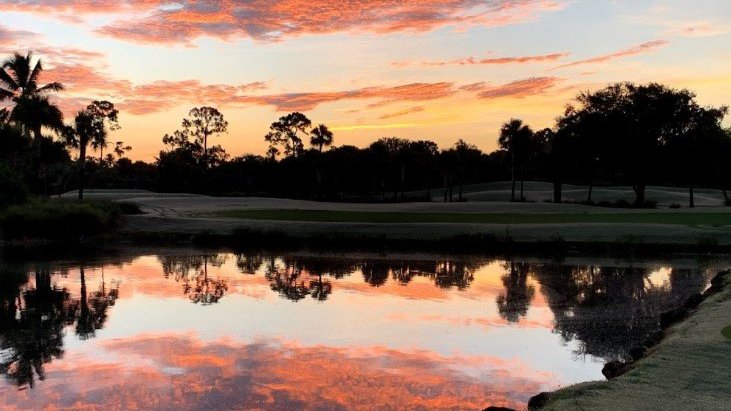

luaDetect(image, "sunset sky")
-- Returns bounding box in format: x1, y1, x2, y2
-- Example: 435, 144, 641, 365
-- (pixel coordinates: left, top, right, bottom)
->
1, 0, 730, 161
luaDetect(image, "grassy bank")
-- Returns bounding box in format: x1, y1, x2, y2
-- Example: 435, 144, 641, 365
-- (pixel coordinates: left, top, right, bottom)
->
533, 271, 731, 410
215, 209, 731, 226
0, 199, 139, 241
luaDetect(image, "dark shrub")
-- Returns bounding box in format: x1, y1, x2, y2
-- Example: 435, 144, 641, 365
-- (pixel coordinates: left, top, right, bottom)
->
0, 163, 29, 209
0, 199, 123, 241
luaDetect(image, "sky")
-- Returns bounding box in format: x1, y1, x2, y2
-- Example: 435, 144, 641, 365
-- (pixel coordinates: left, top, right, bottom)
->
0, 0, 730, 161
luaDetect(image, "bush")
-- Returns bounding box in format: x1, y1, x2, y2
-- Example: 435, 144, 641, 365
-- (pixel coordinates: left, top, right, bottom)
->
669, 203, 681, 209
0, 163, 29, 209
0, 199, 124, 241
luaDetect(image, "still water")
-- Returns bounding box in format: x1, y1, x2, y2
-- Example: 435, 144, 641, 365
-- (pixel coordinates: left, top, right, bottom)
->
0, 251, 725, 410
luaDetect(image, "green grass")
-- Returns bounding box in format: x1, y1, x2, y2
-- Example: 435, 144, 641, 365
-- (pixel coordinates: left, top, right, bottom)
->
722, 325, 731, 341
214, 209, 731, 226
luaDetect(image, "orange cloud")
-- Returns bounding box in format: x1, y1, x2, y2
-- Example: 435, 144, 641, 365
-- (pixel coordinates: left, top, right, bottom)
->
470, 77, 561, 99
36, 56, 561, 116
1, 1, 564, 45
0, 334, 557, 410
379, 106, 426, 119
552, 39, 669, 70
395, 52, 569, 67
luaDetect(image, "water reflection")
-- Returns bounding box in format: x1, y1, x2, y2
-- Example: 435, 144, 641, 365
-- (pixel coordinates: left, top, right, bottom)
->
497, 261, 535, 323
160, 255, 228, 305
0, 252, 724, 409
0, 266, 118, 389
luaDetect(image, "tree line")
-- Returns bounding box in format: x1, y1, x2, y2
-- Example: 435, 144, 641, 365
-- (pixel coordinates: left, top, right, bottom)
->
1, 51, 730, 207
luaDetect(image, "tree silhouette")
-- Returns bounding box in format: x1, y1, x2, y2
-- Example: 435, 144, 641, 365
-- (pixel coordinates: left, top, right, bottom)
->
665, 105, 728, 207
310, 124, 334, 152
265, 112, 312, 158
185, 107, 228, 167
112, 141, 132, 160
452, 139, 482, 201
499, 119, 533, 201
369, 137, 413, 199
0, 52, 64, 142
63, 101, 119, 200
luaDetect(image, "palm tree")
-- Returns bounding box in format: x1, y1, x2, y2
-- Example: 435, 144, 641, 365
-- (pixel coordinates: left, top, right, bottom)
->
63, 101, 119, 200
7, 95, 64, 139
310, 124, 334, 152
498, 119, 533, 202
92, 134, 109, 165
0, 52, 64, 141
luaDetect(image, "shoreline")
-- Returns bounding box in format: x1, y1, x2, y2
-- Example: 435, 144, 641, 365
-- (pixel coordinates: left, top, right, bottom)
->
524, 270, 731, 411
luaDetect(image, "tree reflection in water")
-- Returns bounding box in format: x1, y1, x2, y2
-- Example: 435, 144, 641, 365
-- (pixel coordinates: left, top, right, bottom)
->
0, 266, 118, 389
73, 267, 119, 339
159, 255, 229, 305
265, 257, 310, 301
0, 254, 715, 393
533, 263, 707, 361
496, 261, 535, 323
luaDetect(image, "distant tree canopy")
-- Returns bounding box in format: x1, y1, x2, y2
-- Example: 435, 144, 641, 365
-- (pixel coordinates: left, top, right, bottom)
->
0, 50, 729, 208
554, 82, 728, 205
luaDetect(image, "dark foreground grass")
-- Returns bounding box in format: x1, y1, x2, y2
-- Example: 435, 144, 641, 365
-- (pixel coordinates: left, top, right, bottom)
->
0, 199, 139, 241
215, 209, 731, 226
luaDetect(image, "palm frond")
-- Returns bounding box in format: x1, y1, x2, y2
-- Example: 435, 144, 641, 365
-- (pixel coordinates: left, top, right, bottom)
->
14, 52, 31, 89
0, 87, 14, 101
27, 59, 43, 90
36, 82, 64, 94
0, 68, 18, 92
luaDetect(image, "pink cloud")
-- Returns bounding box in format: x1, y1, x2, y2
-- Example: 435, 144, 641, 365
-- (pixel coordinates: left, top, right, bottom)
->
395, 52, 569, 67
0, 25, 39, 49
552, 40, 669, 70
0, 334, 556, 410
469, 77, 561, 99
0, 1, 566, 45
379, 106, 426, 120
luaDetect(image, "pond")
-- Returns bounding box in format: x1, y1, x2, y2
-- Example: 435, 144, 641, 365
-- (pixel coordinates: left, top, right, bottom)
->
0, 250, 726, 410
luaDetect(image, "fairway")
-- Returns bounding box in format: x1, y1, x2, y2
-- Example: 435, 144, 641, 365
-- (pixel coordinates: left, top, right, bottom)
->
215, 209, 731, 226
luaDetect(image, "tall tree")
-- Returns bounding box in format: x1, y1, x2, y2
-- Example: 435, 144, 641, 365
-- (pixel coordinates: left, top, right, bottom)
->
369, 137, 412, 199
170, 106, 228, 167
665, 105, 728, 207
309, 124, 334, 152
264, 112, 311, 158
181, 107, 228, 167
64, 101, 119, 200
498, 119, 533, 201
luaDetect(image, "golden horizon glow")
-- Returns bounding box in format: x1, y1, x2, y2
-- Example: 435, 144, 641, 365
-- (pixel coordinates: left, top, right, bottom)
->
1, 1, 730, 161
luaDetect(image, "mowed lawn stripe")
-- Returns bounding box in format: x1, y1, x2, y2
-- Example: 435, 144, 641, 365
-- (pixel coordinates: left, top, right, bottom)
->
214, 209, 731, 226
